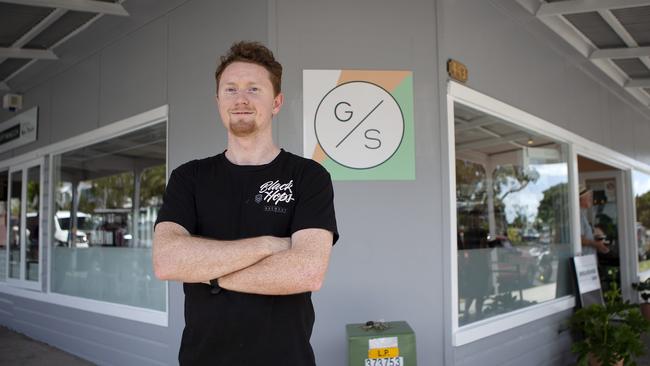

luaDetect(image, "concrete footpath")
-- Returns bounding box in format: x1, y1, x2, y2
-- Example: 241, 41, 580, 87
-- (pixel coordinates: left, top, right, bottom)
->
0, 325, 649, 365
0, 326, 94, 366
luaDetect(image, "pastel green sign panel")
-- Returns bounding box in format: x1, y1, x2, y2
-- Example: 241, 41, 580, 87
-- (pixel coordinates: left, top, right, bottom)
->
303, 70, 415, 180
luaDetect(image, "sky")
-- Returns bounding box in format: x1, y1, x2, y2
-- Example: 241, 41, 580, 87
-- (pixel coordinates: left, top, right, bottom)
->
500, 162, 568, 224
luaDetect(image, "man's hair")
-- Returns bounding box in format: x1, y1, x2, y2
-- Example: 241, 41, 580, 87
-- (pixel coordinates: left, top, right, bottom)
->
215, 41, 282, 96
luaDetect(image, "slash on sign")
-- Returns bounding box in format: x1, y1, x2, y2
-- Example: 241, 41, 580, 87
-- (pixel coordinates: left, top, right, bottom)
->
335, 99, 384, 148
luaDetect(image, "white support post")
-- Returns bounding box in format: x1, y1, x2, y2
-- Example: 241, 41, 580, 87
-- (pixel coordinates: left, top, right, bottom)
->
537, 0, 650, 16
0, 48, 57, 60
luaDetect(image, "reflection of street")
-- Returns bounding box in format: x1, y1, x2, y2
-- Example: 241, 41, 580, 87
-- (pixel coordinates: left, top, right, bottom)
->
459, 249, 559, 325
459, 281, 558, 323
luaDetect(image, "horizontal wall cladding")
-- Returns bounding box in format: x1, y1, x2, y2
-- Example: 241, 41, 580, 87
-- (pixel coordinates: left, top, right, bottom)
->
0, 296, 12, 320
0, 292, 173, 365
454, 311, 574, 366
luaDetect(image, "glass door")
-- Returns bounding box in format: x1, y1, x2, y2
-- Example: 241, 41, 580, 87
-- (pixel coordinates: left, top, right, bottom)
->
6, 159, 42, 289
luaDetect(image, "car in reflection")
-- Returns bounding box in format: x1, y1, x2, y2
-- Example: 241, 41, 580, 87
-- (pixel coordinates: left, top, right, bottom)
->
54, 211, 92, 248
521, 227, 541, 242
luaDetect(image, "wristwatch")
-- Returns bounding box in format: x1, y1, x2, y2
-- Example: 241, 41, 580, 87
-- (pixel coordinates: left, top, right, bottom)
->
209, 278, 222, 295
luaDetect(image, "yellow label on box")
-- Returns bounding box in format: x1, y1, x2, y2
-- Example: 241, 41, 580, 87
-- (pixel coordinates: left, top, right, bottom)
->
368, 347, 400, 359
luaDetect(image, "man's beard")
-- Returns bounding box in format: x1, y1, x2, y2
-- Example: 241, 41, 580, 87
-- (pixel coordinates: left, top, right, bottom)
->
229, 117, 256, 137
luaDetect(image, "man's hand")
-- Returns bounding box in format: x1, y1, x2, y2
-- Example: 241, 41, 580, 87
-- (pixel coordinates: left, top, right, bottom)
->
200, 236, 291, 285
217, 228, 333, 295
593, 238, 610, 254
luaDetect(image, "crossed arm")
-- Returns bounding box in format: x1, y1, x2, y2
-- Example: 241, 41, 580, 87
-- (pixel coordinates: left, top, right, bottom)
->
153, 221, 333, 295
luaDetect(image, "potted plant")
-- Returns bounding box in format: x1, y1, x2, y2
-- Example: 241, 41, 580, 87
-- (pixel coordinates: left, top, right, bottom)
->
631, 278, 650, 320
570, 283, 650, 366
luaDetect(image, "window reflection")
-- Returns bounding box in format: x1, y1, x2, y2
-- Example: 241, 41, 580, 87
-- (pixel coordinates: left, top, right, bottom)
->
51, 122, 166, 311
455, 103, 572, 326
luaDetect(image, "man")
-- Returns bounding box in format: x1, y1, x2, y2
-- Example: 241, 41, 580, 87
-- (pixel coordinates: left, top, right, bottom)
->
153, 41, 339, 365
579, 186, 609, 255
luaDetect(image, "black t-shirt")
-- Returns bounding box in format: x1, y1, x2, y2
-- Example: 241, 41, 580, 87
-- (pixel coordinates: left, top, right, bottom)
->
155, 150, 338, 366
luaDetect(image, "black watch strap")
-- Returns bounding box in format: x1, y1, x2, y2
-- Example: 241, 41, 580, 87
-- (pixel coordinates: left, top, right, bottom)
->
209, 278, 222, 295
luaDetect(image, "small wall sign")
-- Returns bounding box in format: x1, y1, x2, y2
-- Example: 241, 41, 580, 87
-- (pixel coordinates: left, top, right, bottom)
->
0, 106, 38, 154
447, 59, 468, 83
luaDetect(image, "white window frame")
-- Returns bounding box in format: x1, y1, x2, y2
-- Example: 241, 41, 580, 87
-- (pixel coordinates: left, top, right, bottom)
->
447, 81, 578, 346
4, 158, 44, 291
629, 169, 650, 282
0, 105, 169, 326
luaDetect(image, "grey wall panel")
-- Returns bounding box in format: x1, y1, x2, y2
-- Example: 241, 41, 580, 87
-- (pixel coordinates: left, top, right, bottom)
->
608, 93, 636, 158
99, 17, 167, 126
563, 67, 606, 145
634, 117, 650, 165
167, 0, 268, 168
12, 84, 52, 156
0, 104, 13, 123
50, 54, 100, 143
275, 0, 442, 365
598, 88, 612, 149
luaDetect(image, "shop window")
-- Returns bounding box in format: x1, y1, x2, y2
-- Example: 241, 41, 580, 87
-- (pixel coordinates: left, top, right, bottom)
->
632, 170, 650, 274
50, 122, 166, 311
455, 103, 572, 326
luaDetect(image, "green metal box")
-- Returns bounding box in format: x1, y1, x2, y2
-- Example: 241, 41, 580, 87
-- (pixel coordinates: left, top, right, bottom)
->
346, 321, 416, 366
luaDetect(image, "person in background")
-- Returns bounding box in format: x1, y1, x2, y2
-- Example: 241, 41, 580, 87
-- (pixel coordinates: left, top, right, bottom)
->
579, 186, 609, 255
